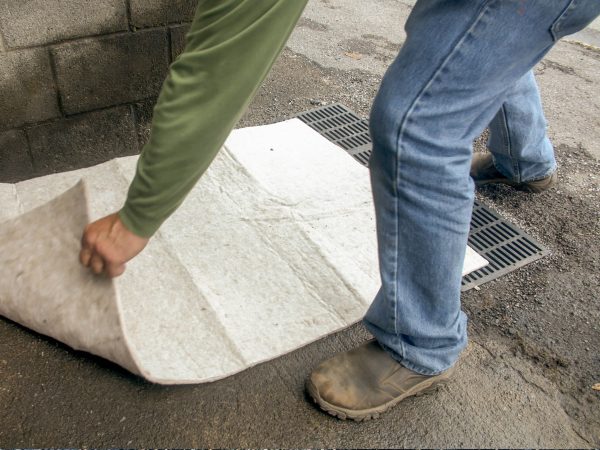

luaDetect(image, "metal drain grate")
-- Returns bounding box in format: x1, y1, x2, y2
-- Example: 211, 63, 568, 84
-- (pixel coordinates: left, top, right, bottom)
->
296, 104, 372, 166
462, 201, 549, 290
296, 103, 550, 291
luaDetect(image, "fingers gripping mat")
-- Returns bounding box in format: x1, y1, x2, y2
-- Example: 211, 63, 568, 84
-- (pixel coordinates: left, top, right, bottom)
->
0, 119, 487, 384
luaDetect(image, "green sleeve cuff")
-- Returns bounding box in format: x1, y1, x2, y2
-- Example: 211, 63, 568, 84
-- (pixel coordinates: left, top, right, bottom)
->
118, 204, 159, 239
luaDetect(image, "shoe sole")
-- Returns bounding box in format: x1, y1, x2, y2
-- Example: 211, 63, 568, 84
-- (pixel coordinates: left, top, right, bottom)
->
474, 172, 557, 194
306, 372, 452, 422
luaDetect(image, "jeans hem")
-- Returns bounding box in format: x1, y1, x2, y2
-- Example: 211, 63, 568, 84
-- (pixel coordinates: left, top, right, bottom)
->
399, 358, 453, 377
379, 339, 453, 376
490, 154, 556, 183
521, 164, 557, 183
367, 328, 454, 377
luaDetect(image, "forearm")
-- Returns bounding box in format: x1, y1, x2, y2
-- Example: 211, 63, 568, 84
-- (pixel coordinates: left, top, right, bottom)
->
119, 0, 307, 237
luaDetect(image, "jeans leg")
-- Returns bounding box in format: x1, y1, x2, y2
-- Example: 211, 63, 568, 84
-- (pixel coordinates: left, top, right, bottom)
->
488, 71, 556, 183
364, 0, 600, 375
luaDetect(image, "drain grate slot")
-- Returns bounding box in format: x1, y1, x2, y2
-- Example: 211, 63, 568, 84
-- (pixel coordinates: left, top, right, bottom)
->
296, 103, 550, 291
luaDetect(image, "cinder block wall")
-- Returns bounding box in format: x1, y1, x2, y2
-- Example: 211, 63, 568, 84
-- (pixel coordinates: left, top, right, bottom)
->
0, 0, 198, 182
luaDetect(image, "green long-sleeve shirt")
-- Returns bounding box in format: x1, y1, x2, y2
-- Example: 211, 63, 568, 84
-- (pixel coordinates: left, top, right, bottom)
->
119, 0, 308, 237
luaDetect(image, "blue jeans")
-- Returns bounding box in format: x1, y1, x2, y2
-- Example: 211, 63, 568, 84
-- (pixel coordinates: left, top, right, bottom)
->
364, 0, 600, 375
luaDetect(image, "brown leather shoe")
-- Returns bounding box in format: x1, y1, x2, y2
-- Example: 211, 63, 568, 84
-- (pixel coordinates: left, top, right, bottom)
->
306, 340, 454, 421
470, 152, 557, 193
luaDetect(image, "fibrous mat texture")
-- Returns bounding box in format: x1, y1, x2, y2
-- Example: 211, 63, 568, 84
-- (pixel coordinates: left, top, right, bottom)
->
0, 119, 487, 384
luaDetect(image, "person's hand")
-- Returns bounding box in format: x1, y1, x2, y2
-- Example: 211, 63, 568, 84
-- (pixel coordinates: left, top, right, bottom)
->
80, 213, 149, 278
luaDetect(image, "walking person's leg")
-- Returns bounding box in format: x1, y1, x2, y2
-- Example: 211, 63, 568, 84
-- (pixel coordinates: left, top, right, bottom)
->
472, 71, 558, 192
307, 0, 600, 420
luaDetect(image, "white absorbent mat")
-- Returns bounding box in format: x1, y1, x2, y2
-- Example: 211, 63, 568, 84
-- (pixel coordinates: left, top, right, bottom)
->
0, 119, 488, 384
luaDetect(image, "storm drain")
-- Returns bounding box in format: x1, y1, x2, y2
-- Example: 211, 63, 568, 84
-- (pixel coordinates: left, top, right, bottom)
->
461, 201, 549, 290
296, 104, 372, 166
296, 103, 550, 291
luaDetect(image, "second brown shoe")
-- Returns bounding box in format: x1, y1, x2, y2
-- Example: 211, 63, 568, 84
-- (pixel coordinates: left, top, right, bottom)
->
470, 152, 557, 193
306, 340, 454, 421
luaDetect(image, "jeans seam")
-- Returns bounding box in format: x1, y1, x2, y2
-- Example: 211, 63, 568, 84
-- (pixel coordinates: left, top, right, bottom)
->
501, 103, 522, 182
392, 145, 399, 336
489, 104, 519, 182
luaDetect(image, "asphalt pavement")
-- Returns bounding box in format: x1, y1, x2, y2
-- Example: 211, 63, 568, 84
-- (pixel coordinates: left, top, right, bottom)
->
1, 1, 599, 447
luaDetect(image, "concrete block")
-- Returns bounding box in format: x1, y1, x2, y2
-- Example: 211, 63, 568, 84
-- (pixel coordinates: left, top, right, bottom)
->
0, 130, 34, 183
51, 30, 169, 115
0, 183, 18, 222
130, 0, 198, 28
133, 99, 157, 148
170, 24, 191, 61
0, 48, 60, 130
0, 0, 127, 48
26, 106, 138, 174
